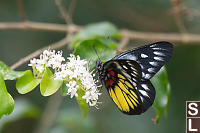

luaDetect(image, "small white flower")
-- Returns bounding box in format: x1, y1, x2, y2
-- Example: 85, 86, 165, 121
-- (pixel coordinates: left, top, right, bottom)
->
68, 87, 78, 98
82, 88, 101, 107
66, 80, 76, 88
35, 59, 46, 73
82, 91, 91, 103
66, 81, 79, 98
54, 71, 64, 80
28, 58, 37, 66
48, 51, 65, 69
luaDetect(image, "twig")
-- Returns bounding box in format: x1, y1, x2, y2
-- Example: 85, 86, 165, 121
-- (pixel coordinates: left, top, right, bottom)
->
170, 0, 187, 33
16, 0, 26, 21
10, 35, 72, 70
117, 35, 130, 54
69, 0, 77, 19
0, 22, 81, 32
55, 0, 72, 24
33, 92, 63, 133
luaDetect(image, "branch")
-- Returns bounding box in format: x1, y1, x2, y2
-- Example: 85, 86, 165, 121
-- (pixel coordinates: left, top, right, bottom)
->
16, 0, 26, 21
10, 35, 72, 70
1, 22, 200, 44
117, 35, 130, 54
69, 0, 77, 19
170, 0, 186, 33
120, 29, 200, 44
0, 22, 81, 32
55, 0, 72, 24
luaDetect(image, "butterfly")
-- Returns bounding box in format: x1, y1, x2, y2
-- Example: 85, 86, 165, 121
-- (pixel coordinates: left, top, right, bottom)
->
95, 41, 173, 115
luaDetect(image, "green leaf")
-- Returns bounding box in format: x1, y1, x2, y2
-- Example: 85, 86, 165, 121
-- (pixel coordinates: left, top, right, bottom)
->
71, 22, 120, 48
73, 38, 118, 68
0, 61, 12, 75
16, 70, 40, 94
4, 71, 25, 80
151, 67, 171, 124
76, 89, 88, 118
0, 61, 24, 80
40, 68, 63, 96
0, 72, 15, 119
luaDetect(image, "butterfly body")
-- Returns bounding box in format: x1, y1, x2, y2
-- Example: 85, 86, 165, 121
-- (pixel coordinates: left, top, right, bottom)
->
96, 41, 173, 115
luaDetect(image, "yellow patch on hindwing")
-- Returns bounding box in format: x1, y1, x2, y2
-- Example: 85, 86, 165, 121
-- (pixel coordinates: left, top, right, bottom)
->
114, 86, 130, 112
124, 81, 133, 89
108, 73, 141, 112
109, 89, 122, 110
130, 90, 138, 102
118, 74, 126, 80
123, 92, 134, 109
118, 79, 139, 106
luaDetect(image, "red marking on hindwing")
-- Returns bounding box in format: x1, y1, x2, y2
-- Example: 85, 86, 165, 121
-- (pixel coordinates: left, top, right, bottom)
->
107, 69, 115, 77
105, 69, 116, 87
105, 79, 114, 88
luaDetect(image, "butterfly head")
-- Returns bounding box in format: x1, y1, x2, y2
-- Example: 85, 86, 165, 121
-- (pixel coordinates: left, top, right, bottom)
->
96, 61, 104, 79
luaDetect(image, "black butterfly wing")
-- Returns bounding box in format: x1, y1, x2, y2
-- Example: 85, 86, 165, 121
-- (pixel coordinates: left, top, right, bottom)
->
136, 80, 155, 113
112, 41, 173, 80
102, 59, 155, 115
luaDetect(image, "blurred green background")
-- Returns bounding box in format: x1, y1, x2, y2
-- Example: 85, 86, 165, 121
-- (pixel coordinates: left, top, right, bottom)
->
1, 0, 200, 133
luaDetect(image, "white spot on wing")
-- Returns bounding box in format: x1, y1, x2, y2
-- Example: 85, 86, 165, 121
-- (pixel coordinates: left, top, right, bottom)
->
145, 74, 151, 79
150, 44, 157, 47
139, 90, 150, 98
140, 96, 144, 102
123, 65, 128, 69
142, 72, 145, 77
128, 62, 133, 66
154, 51, 165, 56
131, 73, 135, 76
141, 53, 148, 58
149, 61, 158, 66
148, 68, 155, 73
140, 64, 144, 69
131, 81, 137, 87
141, 84, 149, 91
131, 78, 137, 82
154, 56, 164, 61
152, 47, 161, 50
133, 71, 138, 75
130, 66, 137, 71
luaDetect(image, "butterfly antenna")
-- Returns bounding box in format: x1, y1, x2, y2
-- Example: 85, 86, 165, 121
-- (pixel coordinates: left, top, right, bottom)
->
93, 45, 101, 61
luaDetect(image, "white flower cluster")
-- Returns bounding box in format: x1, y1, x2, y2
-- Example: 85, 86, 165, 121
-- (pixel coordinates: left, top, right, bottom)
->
29, 50, 101, 107
28, 50, 65, 73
